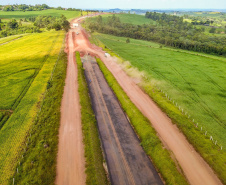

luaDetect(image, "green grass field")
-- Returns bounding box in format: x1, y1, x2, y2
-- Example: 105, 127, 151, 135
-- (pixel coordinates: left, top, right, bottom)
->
92, 33, 226, 183
0, 34, 27, 45
87, 13, 156, 25
0, 9, 81, 21
94, 33, 226, 145
0, 31, 64, 184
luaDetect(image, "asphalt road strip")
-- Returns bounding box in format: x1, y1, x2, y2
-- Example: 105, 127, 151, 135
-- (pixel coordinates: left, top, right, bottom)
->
82, 55, 163, 185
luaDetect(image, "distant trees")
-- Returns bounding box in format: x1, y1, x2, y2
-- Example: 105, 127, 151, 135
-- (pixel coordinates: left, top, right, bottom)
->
2, 4, 50, 11
209, 27, 216, 33
7, 19, 18, 29
126, 38, 130, 43
34, 15, 70, 31
67, 8, 82, 11
56, 6, 64, 10
3, 5, 14, 11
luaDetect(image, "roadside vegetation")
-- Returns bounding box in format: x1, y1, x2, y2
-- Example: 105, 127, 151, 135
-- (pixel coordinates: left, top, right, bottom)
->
13, 42, 67, 185
96, 57, 189, 185
76, 52, 108, 185
86, 13, 226, 56
0, 31, 64, 184
90, 33, 226, 184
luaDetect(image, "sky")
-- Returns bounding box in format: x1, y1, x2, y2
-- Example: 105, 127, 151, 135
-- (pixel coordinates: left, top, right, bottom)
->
0, 0, 226, 10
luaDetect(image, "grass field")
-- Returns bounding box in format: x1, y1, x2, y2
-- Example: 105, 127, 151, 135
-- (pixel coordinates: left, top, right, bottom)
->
94, 33, 226, 144
0, 9, 81, 21
0, 31, 64, 184
91, 33, 226, 183
0, 34, 27, 45
86, 13, 156, 25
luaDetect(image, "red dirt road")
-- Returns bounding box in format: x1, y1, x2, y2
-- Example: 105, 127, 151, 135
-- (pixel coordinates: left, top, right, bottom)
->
72, 17, 222, 185
56, 29, 86, 185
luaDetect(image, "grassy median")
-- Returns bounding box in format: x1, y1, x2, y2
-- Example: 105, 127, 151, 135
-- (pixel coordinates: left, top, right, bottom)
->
76, 52, 108, 185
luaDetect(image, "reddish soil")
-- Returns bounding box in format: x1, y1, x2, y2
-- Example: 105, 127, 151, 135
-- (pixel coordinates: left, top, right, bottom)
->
70, 16, 222, 185
56, 29, 86, 184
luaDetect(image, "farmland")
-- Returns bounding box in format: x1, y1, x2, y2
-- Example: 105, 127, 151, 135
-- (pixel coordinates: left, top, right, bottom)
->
93, 33, 226, 146
0, 9, 81, 21
87, 13, 156, 25
0, 31, 64, 184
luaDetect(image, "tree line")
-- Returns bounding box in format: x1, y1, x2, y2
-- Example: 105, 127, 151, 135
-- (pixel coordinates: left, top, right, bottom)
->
88, 14, 226, 56
1, 4, 50, 11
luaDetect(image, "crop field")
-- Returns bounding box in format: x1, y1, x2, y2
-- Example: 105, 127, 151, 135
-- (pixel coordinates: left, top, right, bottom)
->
93, 33, 226, 146
0, 9, 81, 21
0, 31, 64, 184
0, 34, 26, 45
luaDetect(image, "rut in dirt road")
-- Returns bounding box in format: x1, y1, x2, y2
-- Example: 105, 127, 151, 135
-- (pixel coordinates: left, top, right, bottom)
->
83, 55, 163, 185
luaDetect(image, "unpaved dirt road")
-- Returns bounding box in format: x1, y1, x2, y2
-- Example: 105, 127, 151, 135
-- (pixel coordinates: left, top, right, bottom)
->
72, 17, 222, 185
83, 56, 163, 185
56, 29, 86, 184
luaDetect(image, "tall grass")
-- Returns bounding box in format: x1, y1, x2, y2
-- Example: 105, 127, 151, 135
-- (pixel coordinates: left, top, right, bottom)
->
76, 52, 108, 185
96, 58, 188, 185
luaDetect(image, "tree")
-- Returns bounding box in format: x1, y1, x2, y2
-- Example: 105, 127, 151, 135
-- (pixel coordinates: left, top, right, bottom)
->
53, 23, 61, 31
209, 27, 216, 33
62, 21, 70, 31
126, 38, 130, 43
7, 19, 18, 29
19, 20, 22, 26
97, 15, 102, 24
